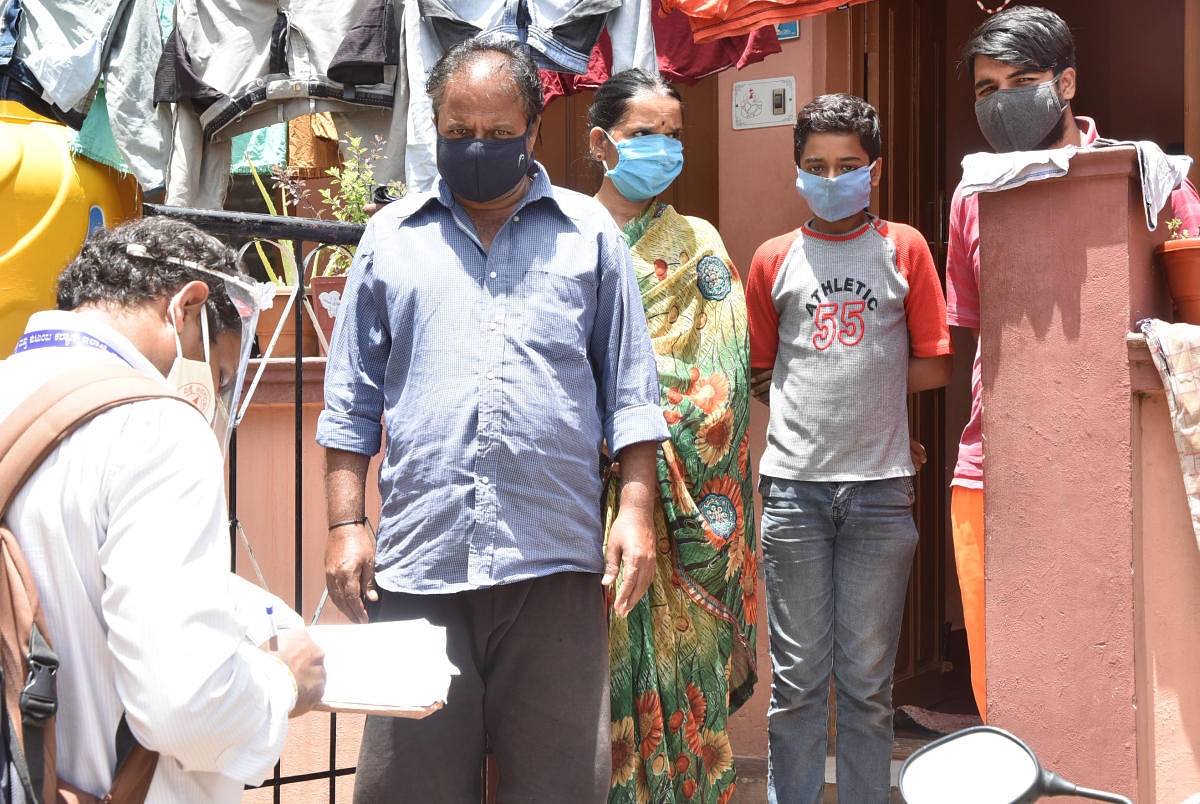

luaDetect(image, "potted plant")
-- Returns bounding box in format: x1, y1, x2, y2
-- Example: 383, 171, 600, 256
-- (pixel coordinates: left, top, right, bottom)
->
1157, 218, 1200, 325
275, 133, 405, 350
244, 158, 320, 358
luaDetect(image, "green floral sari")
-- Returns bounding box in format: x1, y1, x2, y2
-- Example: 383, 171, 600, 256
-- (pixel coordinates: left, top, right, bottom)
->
605, 203, 758, 804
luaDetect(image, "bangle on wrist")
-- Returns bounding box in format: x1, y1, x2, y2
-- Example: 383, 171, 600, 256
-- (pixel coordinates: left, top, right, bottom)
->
329, 517, 367, 530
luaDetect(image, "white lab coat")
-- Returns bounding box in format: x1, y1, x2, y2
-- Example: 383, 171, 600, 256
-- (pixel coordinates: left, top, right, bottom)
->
0, 310, 297, 802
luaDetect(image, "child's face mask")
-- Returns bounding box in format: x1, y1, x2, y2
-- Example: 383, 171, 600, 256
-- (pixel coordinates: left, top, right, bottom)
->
794, 162, 875, 223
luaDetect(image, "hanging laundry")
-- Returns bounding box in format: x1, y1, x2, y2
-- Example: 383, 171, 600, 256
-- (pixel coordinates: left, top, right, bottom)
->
539, 10, 780, 106
417, 0, 654, 76
0, 0, 172, 189
397, 0, 656, 192
539, 30, 612, 105
663, 0, 871, 44
654, 6, 780, 84
157, 0, 411, 208
402, 0, 443, 194
64, 0, 286, 188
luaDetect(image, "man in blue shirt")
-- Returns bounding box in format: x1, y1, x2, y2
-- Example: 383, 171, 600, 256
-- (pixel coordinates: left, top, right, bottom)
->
316, 37, 668, 803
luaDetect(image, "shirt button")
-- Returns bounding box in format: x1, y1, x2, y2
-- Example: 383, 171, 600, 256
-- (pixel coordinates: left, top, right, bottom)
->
487, 371, 496, 380
489, 271, 497, 279
489, 322, 498, 330
512, 215, 520, 222
480, 475, 490, 485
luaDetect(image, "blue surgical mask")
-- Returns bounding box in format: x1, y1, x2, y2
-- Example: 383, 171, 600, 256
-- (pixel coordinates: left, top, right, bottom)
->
600, 130, 684, 202
794, 162, 875, 223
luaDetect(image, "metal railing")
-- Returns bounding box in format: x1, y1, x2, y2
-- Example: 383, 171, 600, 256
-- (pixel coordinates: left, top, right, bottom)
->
144, 203, 365, 801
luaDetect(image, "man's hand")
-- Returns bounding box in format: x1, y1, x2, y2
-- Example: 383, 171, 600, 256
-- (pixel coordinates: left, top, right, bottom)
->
605, 440, 659, 616
603, 507, 655, 617
269, 629, 326, 717
325, 523, 378, 623
324, 449, 376, 623
910, 438, 927, 471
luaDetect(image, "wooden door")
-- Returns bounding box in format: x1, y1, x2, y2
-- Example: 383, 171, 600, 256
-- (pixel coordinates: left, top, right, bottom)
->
826, 0, 951, 707
534, 77, 721, 227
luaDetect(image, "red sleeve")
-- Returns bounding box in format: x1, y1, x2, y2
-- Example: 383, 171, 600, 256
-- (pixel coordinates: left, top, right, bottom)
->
1170, 178, 1200, 237
746, 232, 794, 369
888, 223, 953, 358
945, 183, 981, 330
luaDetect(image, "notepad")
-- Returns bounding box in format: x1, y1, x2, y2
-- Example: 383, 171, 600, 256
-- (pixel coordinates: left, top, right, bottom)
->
307, 619, 460, 718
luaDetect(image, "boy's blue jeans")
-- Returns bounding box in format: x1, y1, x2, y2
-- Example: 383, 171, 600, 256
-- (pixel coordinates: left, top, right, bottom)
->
759, 475, 919, 804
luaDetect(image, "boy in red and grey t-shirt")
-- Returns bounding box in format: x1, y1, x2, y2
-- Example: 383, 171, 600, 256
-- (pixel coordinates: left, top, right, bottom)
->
745, 93, 952, 804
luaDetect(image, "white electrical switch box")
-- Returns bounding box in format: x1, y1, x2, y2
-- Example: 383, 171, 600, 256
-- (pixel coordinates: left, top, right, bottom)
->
732, 76, 796, 130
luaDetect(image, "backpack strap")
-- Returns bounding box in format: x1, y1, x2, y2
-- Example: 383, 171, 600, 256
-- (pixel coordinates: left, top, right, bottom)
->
0, 364, 186, 804
0, 364, 185, 517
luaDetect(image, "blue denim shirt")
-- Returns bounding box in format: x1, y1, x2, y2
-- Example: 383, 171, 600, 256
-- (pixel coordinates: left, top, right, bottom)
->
316, 165, 668, 593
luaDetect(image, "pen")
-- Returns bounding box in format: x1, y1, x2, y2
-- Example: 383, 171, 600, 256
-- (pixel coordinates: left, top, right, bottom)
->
266, 604, 278, 651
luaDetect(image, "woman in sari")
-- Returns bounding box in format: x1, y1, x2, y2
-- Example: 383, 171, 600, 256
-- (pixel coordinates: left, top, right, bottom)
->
588, 70, 758, 804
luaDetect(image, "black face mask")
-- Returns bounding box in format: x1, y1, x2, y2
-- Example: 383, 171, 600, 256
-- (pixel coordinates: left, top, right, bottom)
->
436, 125, 532, 203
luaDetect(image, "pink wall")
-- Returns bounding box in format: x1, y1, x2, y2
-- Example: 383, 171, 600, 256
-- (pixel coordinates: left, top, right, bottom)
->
1132, 365, 1200, 804
976, 147, 1182, 799
715, 21, 822, 272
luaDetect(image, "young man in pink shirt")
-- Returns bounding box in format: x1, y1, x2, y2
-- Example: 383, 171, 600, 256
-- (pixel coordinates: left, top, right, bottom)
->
947, 5, 1200, 719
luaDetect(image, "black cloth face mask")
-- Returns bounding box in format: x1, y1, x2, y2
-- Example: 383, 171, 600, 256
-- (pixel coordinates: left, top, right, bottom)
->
436, 125, 533, 203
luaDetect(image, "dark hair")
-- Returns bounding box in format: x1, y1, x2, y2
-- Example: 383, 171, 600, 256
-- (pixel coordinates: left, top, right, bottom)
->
56, 217, 246, 341
961, 5, 1076, 78
793, 93, 881, 165
426, 36, 543, 124
586, 68, 682, 131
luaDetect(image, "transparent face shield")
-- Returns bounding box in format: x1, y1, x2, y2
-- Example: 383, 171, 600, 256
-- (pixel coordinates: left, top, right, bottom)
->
126, 244, 275, 453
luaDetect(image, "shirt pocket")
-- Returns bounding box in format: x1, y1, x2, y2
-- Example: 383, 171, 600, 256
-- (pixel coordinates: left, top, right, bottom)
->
520, 269, 594, 363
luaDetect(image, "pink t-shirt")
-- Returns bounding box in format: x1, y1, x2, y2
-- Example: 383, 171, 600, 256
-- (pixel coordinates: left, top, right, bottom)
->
946, 117, 1200, 487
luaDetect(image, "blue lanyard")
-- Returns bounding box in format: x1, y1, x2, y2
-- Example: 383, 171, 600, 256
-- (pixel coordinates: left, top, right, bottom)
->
13, 329, 135, 367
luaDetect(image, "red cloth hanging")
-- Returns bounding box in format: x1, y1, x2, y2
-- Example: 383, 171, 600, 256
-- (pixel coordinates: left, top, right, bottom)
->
662, 0, 872, 44
540, 11, 782, 106
656, 5, 781, 84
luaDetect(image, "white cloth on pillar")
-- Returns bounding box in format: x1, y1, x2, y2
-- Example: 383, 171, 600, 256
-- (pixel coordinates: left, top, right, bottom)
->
1141, 318, 1200, 555
960, 142, 1192, 231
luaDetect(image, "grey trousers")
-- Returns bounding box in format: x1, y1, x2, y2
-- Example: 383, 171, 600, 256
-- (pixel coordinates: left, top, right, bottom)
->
353, 571, 611, 804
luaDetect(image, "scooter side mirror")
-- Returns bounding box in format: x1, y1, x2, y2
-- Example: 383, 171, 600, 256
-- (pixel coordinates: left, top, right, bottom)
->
898, 726, 1135, 804
899, 726, 1041, 804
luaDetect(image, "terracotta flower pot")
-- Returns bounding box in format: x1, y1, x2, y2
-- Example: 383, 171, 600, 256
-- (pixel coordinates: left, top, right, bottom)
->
1158, 239, 1200, 325
256, 286, 319, 357
310, 275, 348, 355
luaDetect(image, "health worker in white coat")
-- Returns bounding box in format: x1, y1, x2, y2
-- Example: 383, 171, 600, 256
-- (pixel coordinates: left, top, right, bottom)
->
0, 217, 326, 802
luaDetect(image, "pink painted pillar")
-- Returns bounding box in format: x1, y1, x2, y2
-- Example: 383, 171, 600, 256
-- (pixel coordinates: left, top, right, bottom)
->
977, 147, 1168, 799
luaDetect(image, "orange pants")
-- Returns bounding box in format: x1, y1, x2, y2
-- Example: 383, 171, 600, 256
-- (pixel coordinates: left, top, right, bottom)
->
950, 485, 985, 720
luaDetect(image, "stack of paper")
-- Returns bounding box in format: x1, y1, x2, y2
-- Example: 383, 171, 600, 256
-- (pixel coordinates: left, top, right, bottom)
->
308, 619, 460, 718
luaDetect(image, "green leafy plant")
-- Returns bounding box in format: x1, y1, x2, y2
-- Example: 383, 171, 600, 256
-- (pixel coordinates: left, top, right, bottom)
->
1167, 218, 1196, 241
274, 133, 405, 276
